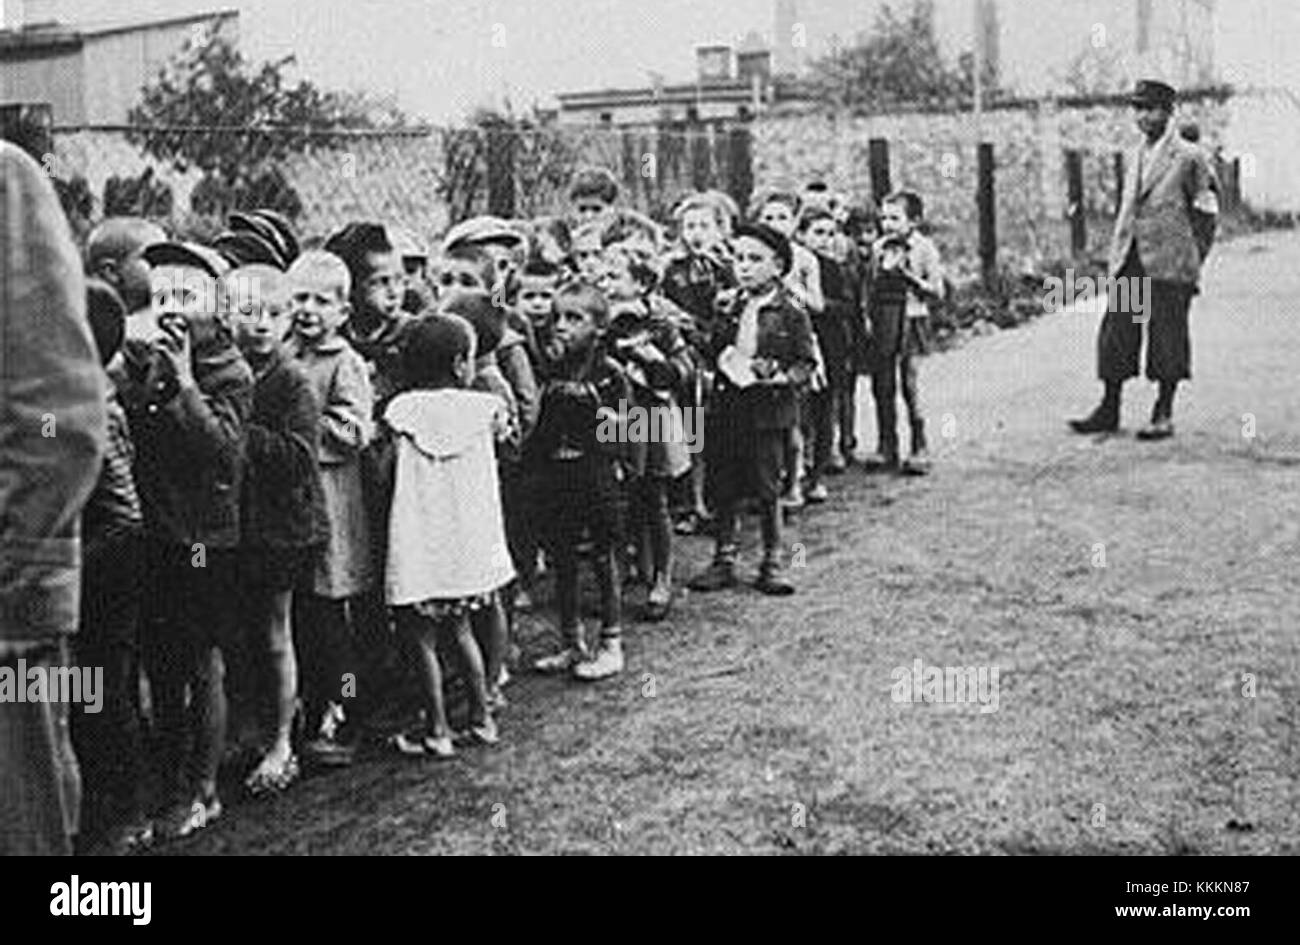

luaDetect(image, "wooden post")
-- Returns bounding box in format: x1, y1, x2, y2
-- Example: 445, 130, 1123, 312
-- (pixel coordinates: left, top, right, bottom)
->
868, 137, 891, 204
1066, 149, 1086, 257
977, 141, 996, 286
1113, 151, 1126, 215
485, 124, 516, 219
690, 121, 712, 191
727, 125, 754, 218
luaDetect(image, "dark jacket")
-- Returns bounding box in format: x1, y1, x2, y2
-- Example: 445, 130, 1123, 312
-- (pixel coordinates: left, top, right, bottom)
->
348, 311, 415, 417
662, 247, 736, 323
82, 390, 144, 568
0, 143, 107, 642
241, 348, 328, 552
118, 338, 253, 549
706, 283, 817, 431
524, 349, 633, 471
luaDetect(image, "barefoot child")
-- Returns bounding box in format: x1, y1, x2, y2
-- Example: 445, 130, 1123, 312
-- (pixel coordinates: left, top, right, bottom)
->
381, 314, 514, 755
227, 264, 327, 794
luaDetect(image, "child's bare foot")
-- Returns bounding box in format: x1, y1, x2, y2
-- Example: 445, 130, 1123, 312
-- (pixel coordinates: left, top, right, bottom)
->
245, 742, 300, 796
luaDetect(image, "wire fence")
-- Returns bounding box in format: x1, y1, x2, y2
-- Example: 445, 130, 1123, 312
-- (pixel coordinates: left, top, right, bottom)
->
34, 86, 1278, 273
46, 119, 755, 250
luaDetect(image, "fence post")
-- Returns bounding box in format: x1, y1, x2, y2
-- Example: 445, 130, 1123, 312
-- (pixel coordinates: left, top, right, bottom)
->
977, 141, 996, 286
690, 121, 712, 191
1113, 151, 1125, 215
1065, 149, 1086, 257
726, 125, 753, 218
868, 137, 891, 203
485, 124, 516, 219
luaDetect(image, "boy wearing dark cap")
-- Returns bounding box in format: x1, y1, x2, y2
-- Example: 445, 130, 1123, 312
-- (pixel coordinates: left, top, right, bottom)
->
117, 242, 252, 838
688, 223, 817, 596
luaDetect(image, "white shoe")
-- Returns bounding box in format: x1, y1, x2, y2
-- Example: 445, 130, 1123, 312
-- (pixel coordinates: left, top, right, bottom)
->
573, 638, 624, 681
533, 644, 588, 674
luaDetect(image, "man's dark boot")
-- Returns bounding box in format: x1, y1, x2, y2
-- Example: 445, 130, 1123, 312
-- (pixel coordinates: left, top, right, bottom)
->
688, 546, 738, 592
1137, 382, 1176, 440
754, 555, 795, 596
1069, 381, 1122, 434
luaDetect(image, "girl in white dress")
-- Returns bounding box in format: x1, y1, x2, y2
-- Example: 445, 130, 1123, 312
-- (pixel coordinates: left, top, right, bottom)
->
381, 313, 514, 757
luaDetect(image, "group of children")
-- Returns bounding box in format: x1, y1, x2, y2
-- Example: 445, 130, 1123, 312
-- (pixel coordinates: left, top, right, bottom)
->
69, 166, 945, 853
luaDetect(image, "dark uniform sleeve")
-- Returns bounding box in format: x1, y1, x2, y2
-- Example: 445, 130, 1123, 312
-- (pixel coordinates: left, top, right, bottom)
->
0, 143, 107, 643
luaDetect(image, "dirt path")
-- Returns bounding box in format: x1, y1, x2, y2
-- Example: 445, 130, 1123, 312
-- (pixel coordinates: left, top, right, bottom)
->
181, 230, 1300, 855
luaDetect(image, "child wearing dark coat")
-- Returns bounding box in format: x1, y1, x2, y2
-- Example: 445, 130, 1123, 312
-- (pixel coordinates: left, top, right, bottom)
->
528, 283, 633, 680
74, 279, 149, 853
118, 242, 253, 839
687, 224, 817, 596
227, 264, 327, 795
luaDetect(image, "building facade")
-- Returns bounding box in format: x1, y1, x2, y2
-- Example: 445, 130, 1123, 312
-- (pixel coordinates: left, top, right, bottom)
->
0, 9, 238, 126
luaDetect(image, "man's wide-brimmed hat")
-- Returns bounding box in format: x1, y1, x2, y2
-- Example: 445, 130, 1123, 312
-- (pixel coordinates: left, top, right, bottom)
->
1130, 79, 1177, 110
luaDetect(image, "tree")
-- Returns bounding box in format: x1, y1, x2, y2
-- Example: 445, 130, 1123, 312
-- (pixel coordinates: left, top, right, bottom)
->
128, 33, 409, 220
103, 168, 174, 219
808, 0, 996, 110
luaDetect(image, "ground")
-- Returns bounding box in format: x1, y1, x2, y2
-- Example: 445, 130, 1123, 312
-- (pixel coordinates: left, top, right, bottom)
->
177, 229, 1300, 855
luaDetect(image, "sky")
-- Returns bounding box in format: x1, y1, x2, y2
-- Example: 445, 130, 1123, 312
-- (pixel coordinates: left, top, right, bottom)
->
11, 0, 977, 122
12, 1, 1295, 122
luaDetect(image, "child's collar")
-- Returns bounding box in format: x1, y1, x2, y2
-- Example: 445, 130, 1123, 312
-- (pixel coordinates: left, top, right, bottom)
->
300, 333, 348, 354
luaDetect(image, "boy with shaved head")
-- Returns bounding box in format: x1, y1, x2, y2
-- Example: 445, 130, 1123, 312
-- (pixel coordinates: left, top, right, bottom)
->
226, 264, 326, 794
85, 217, 168, 315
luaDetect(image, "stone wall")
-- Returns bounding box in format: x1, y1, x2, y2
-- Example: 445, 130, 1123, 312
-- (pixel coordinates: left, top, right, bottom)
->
752, 94, 1236, 278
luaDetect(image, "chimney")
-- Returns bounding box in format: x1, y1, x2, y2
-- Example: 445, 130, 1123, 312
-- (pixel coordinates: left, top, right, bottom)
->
737, 30, 772, 85
696, 44, 733, 83
772, 0, 800, 76
12, 0, 61, 28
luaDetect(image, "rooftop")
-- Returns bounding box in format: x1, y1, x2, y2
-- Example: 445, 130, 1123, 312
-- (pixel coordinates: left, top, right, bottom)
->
0, 8, 237, 54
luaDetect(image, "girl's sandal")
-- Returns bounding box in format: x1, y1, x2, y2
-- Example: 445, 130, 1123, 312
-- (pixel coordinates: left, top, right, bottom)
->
390, 732, 456, 759
245, 752, 300, 797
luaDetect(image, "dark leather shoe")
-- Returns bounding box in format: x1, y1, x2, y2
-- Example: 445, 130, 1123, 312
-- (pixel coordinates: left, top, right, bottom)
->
1068, 409, 1118, 434
688, 559, 737, 592
754, 563, 795, 596
862, 452, 900, 472
1135, 418, 1174, 440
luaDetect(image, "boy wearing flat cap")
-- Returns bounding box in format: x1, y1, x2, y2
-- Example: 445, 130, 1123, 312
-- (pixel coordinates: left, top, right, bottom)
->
688, 223, 817, 596
1070, 79, 1219, 439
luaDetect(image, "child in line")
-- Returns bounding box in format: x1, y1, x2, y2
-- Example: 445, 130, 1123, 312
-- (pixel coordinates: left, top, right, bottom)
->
382, 313, 513, 755
605, 286, 693, 621
528, 282, 633, 680
797, 207, 854, 501
867, 190, 945, 475
753, 188, 825, 510
121, 241, 253, 838
325, 223, 412, 412
440, 290, 518, 704
74, 279, 149, 853
227, 264, 327, 795
568, 166, 622, 229
663, 193, 736, 535
687, 223, 817, 596
287, 251, 375, 766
